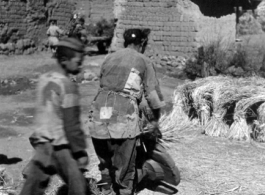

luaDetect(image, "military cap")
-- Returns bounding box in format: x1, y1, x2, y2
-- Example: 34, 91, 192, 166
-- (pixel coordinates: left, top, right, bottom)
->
56, 37, 84, 52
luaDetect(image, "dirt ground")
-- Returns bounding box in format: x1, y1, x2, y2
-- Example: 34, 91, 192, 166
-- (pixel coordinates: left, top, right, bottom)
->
0, 53, 265, 195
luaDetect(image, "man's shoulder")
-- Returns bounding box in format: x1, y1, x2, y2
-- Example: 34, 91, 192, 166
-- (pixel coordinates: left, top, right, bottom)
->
39, 72, 75, 92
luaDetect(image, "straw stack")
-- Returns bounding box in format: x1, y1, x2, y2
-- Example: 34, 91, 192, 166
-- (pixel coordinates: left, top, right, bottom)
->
159, 83, 201, 142
160, 75, 265, 142
254, 102, 265, 142
228, 94, 265, 141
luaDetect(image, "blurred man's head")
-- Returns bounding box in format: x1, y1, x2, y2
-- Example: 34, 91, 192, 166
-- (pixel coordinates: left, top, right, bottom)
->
50, 19, 57, 26
123, 28, 150, 53
78, 18, 85, 26
56, 37, 85, 75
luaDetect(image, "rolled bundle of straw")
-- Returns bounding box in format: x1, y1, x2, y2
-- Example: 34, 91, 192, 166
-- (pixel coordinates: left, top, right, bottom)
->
228, 112, 251, 141
228, 94, 265, 141
253, 102, 265, 142
191, 83, 213, 126
159, 82, 201, 142
205, 108, 229, 137
159, 92, 190, 133
160, 75, 265, 142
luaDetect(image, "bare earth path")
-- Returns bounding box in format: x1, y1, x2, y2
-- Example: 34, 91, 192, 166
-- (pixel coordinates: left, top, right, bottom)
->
0, 53, 265, 195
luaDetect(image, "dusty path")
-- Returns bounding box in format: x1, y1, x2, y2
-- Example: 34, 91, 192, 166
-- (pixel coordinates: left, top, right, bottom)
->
0, 53, 265, 195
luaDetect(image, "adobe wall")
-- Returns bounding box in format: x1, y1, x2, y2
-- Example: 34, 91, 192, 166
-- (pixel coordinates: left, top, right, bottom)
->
0, 0, 75, 55
112, 0, 236, 57
75, 0, 114, 23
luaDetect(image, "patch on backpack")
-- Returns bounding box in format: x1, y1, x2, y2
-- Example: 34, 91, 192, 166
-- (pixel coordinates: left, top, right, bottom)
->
100, 107, 113, 119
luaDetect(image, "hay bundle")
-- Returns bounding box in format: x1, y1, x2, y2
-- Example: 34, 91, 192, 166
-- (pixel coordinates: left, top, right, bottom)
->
191, 81, 213, 126
190, 76, 229, 126
205, 108, 229, 137
160, 75, 265, 142
195, 76, 234, 136
159, 83, 201, 142
253, 102, 265, 142
228, 112, 251, 141
204, 76, 243, 137
228, 94, 265, 141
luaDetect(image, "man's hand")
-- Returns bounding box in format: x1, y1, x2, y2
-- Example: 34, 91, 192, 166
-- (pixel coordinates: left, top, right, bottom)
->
143, 121, 162, 141
149, 121, 162, 139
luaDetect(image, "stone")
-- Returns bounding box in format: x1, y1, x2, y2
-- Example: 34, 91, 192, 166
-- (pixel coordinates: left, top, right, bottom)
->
15, 49, 23, 55
0, 44, 7, 51
83, 70, 98, 81
22, 39, 31, 48
16, 40, 24, 50
6, 43, 15, 52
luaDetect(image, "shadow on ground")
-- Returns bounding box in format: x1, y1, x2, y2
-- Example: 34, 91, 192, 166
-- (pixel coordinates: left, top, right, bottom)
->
0, 154, 22, 165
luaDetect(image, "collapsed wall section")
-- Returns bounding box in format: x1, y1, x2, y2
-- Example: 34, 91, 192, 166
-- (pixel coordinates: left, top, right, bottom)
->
112, 0, 236, 57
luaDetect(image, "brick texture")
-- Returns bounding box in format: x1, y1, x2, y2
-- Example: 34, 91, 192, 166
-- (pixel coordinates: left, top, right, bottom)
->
75, 0, 114, 23
0, 0, 75, 54
112, 0, 236, 57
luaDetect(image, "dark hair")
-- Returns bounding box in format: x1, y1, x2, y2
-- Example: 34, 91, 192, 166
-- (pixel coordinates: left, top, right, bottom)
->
56, 46, 77, 63
79, 18, 85, 24
123, 28, 150, 48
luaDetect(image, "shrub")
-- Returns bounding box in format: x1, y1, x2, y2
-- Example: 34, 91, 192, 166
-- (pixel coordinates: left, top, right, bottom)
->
185, 38, 235, 79
184, 36, 265, 80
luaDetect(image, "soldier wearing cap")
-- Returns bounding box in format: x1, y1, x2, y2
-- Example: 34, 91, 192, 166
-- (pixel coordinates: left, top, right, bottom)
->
87, 29, 169, 195
19, 37, 88, 195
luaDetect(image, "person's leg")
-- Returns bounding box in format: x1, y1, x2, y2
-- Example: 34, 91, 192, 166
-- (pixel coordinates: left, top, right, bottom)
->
92, 138, 114, 194
111, 138, 138, 195
53, 148, 87, 195
19, 143, 53, 195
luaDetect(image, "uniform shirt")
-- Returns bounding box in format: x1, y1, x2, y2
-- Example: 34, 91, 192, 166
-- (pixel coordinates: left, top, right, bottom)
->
30, 71, 86, 152
88, 48, 165, 139
47, 25, 64, 37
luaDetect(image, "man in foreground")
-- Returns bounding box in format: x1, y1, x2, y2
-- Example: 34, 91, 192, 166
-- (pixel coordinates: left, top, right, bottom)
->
88, 28, 179, 195
20, 37, 89, 195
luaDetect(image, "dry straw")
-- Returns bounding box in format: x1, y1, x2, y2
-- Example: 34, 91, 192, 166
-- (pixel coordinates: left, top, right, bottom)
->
159, 84, 201, 142
228, 93, 265, 141
161, 75, 265, 142
253, 102, 265, 142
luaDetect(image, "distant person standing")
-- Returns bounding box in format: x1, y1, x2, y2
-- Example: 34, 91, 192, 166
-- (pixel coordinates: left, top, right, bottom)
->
73, 18, 86, 35
19, 37, 89, 195
69, 17, 87, 44
46, 19, 64, 52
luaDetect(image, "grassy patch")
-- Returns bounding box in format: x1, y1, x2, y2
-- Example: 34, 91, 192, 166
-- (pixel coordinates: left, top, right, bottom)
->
0, 53, 55, 79
0, 126, 17, 137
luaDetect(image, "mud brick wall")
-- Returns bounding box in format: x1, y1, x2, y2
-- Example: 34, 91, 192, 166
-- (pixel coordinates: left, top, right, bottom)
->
0, 0, 75, 55
90, 0, 114, 21
47, 1, 75, 34
75, 0, 115, 23
112, 0, 236, 57
0, 0, 28, 43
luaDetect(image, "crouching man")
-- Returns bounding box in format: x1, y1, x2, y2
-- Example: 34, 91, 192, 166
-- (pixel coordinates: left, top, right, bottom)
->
136, 103, 181, 194
20, 37, 89, 195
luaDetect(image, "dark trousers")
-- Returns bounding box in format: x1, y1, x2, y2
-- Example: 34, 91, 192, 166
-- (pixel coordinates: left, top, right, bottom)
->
92, 138, 138, 195
19, 143, 87, 195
